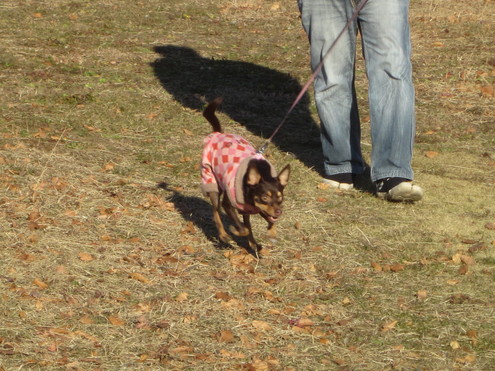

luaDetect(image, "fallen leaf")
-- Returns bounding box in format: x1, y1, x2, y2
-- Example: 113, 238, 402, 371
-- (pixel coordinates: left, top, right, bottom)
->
108, 315, 125, 326
460, 255, 475, 265
481, 84, 494, 97
215, 292, 232, 301
102, 162, 115, 171
371, 262, 382, 271
342, 297, 352, 305
18, 253, 35, 262
468, 243, 488, 253
252, 320, 272, 331
78, 253, 94, 262
218, 330, 235, 343
416, 290, 427, 300
80, 315, 94, 324
485, 222, 495, 230
390, 263, 405, 272
381, 320, 398, 332
459, 264, 469, 275
182, 315, 197, 323
129, 273, 151, 284
83, 125, 100, 132
175, 292, 189, 302
333, 359, 346, 366
248, 359, 270, 371
27, 211, 41, 221
180, 221, 196, 235
47, 343, 58, 352
448, 294, 471, 304
155, 320, 170, 329
219, 349, 246, 359
450, 340, 460, 349
27, 233, 39, 243
447, 15, 458, 23
455, 354, 476, 364
425, 151, 439, 158
294, 318, 314, 327
169, 345, 193, 354
466, 330, 478, 345
452, 253, 462, 264
178, 245, 195, 255
33, 278, 48, 289
55, 265, 68, 274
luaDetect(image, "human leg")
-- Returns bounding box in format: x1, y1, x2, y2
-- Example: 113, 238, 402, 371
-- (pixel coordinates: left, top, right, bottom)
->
299, 0, 365, 180
358, 0, 416, 182
358, 0, 423, 200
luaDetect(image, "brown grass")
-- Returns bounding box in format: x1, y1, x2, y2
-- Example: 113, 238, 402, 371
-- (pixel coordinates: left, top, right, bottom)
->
1, 0, 494, 370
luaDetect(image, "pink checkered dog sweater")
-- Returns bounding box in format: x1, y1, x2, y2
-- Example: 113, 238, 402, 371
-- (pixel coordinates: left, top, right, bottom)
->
201, 132, 276, 214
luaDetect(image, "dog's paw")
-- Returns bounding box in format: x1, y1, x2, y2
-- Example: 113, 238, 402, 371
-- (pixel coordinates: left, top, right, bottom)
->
266, 229, 277, 244
229, 225, 249, 237
219, 232, 232, 243
248, 240, 263, 252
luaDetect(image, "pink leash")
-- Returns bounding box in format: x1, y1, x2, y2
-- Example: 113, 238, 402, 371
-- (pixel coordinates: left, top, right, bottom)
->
258, 0, 369, 154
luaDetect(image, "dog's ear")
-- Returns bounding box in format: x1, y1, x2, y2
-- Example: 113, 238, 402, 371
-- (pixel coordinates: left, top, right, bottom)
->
246, 166, 261, 186
277, 165, 290, 187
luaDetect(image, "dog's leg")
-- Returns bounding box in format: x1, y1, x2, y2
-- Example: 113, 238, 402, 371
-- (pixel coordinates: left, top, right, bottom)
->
208, 191, 231, 243
221, 194, 249, 237
260, 214, 277, 243
243, 214, 261, 251
266, 222, 277, 243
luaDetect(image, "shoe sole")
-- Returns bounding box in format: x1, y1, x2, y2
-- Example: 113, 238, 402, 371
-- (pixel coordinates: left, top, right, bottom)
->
377, 182, 423, 202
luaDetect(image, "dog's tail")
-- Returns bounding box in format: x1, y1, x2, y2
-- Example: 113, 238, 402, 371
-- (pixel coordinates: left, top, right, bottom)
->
203, 97, 223, 133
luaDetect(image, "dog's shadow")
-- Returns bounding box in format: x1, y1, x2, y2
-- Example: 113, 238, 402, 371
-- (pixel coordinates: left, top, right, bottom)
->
150, 45, 323, 174
157, 182, 261, 256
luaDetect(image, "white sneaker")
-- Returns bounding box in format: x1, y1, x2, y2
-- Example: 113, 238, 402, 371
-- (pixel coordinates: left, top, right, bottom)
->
377, 181, 423, 202
321, 178, 354, 191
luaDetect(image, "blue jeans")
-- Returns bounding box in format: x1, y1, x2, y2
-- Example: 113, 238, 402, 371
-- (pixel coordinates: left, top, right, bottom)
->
298, 0, 415, 182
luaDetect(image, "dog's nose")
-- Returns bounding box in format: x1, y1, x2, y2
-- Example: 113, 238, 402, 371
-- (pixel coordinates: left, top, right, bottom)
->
274, 209, 282, 217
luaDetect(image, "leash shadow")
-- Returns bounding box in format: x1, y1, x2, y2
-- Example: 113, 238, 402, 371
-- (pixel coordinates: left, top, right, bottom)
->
150, 45, 323, 174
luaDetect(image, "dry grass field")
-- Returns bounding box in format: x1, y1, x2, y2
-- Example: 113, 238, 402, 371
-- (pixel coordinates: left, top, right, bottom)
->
1, 0, 494, 370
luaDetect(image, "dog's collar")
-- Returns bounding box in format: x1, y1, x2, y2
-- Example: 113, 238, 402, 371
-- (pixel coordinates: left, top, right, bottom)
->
237, 203, 260, 215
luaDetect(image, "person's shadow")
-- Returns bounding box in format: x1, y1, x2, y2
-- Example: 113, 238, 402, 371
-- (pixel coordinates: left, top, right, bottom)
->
150, 45, 322, 172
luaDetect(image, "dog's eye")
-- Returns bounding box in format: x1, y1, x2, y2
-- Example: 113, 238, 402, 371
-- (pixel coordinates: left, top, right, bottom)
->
260, 195, 271, 203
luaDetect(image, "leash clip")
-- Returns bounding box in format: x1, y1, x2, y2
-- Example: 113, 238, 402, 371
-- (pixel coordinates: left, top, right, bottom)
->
257, 141, 269, 155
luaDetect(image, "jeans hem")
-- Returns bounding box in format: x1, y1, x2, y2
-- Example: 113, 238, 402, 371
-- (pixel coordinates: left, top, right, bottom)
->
372, 170, 414, 183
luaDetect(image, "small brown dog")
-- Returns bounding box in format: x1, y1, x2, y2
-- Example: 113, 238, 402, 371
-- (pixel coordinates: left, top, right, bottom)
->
200, 98, 290, 250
